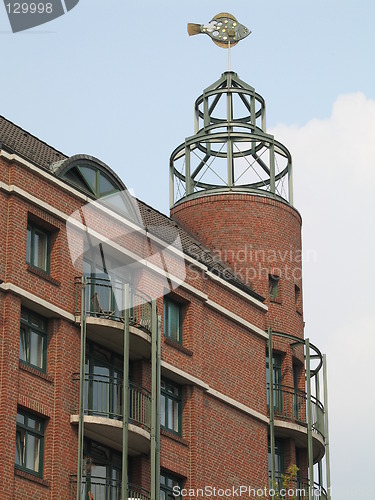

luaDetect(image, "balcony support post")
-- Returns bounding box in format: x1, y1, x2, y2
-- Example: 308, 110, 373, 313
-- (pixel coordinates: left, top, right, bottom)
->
268, 328, 276, 489
323, 354, 331, 500
305, 338, 314, 499
151, 303, 161, 500
76, 277, 87, 500
121, 284, 130, 500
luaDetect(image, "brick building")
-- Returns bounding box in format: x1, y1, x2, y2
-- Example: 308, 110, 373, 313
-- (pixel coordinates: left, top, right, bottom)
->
0, 68, 330, 499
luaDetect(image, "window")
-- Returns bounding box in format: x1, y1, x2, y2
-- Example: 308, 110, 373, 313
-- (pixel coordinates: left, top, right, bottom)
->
85, 342, 124, 419
268, 438, 285, 488
294, 284, 300, 303
26, 223, 50, 272
63, 164, 118, 198
295, 284, 302, 313
164, 298, 182, 344
160, 471, 182, 499
19, 309, 47, 372
161, 379, 182, 436
269, 274, 279, 300
83, 439, 122, 500
15, 409, 44, 476
266, 351, 283, 411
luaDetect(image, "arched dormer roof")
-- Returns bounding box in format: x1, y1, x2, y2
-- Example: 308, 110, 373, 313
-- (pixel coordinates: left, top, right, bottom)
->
51, 154, 126, 197
52, 154, 140, 222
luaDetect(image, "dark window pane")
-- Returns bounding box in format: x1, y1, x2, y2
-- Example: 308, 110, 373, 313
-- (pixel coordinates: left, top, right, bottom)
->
99, 172, 116, 196
79, 166, 97, 193
164, 299, 182, 343
19, 328, 28, 363
26, 227, 31, 263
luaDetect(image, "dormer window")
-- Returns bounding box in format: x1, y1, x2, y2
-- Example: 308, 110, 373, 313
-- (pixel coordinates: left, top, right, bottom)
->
63, 164, 118, 198
52, 155, 140, 221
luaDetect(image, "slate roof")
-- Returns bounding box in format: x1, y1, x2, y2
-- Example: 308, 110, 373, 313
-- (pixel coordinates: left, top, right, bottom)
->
0, 114, 264, 303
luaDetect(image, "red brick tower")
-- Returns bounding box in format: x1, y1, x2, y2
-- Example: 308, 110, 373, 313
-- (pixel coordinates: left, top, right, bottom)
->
170, 71, 331, 497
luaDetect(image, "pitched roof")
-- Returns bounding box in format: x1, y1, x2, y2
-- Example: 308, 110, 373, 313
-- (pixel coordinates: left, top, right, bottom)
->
0, 115, 67, 168
0, 114, 264, 303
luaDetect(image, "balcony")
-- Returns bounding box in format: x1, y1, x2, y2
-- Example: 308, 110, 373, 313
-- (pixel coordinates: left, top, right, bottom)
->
75, 277, 153, 358
269, 473, 328, 500
71, 375, 151, 455
70, 477, 150, 500
267, 384, 325, 461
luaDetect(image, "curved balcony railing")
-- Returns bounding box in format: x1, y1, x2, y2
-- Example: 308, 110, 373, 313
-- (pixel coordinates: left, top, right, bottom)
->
75, 277, 152, 334
269, 472, 328, 500
70, 476, 150, 500
267, 384, 325, 438
73, 374, 151, 431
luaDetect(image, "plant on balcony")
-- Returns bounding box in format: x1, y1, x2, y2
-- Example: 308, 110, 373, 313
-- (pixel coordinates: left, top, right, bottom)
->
258, 465, 299, 500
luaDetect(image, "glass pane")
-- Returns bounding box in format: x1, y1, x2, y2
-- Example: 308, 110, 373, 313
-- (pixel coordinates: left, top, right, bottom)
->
79, 166, 97, 193
26, 227, 31, 263
25, 434, 40, 472
27, 417, 41, 432
31, 315, 44, 330
34, 229, 47, 270
15, 430, 23, 466
29, 330, 44, 368
160, 395, 165, 426
173, 400, 179, 432
16, 413, 24, 425
19, 328, 29, 362
167, 302, 180, 341
168, 399, 173, 430
99, 172, 116, 196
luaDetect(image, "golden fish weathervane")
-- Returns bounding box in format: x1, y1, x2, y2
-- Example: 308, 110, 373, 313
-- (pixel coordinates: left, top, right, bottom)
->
187, 12, 251, 48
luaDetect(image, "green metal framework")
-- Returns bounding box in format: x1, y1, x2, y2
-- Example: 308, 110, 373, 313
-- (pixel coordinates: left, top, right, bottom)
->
170, 71, 293, 208
75, 277, 160, 500
268, 329, 331, 500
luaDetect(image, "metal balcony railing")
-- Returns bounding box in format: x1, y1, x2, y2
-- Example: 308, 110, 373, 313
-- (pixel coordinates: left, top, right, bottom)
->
75, 277, 152, 334
269, 473, 328, 500
70, 476, 150, 500
72, 375, 151, 431
267, 384, 325, 438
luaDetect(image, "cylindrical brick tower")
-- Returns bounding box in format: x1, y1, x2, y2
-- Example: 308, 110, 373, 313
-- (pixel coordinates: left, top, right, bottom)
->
170, 71, 302, 338
170, 70, 330, 498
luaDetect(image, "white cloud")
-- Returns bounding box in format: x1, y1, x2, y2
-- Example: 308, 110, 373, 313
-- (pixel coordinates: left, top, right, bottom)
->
271, 94, 375, 500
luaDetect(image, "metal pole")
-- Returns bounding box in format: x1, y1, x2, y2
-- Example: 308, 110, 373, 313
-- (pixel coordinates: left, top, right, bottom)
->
323, 355, 331, 500
315, 374, 323, 489
268, 328, 276, 489
288, 160, 293, 205
185, 144, 192, 196
121, 284, 130, 500
76, 277, 87, 500
305, 339, 314, 499
194, 103, 199, 134
169, 162, 174, 209
270, 143, 275, 195
156, 314, 161, 495
151, 301, 159, 500
227, 75, 234, 187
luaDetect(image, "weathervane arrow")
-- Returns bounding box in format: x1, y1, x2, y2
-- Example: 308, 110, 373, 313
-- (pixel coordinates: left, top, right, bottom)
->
187, 12, 251, 48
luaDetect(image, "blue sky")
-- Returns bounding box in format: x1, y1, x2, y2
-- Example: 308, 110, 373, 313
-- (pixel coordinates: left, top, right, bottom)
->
1, 1, 374, 498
